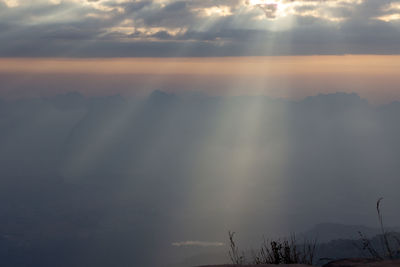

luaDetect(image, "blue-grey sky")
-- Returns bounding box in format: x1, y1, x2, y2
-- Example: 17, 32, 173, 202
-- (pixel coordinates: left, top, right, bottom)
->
1, 0, 400, 56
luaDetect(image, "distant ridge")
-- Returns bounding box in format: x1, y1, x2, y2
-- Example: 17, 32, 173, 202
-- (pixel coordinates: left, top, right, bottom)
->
301, 223, 388, 243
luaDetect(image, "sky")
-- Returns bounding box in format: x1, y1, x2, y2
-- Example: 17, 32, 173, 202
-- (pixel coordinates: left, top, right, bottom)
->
1, 0, 400, 56
1, 55, 400, 103
1, 0, 400, 102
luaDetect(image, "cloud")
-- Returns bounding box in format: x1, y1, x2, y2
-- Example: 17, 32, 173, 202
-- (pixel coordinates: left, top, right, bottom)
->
249, 1, 278, 19
0, 0, 400, 56
171, 241, 225, 247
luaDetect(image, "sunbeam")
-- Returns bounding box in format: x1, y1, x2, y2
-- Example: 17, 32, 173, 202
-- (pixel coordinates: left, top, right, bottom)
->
1, 1, 400, 267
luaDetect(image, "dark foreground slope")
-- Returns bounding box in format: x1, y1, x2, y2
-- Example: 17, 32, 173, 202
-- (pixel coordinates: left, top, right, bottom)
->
200, 259, 400, 267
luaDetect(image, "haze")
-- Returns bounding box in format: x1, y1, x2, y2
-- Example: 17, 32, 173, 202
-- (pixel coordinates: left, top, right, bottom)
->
1, 0, 400, 267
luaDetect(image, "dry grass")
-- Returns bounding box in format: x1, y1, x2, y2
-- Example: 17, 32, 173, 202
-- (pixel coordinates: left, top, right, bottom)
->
228, 232, 316, 265
357, 198, 400, 260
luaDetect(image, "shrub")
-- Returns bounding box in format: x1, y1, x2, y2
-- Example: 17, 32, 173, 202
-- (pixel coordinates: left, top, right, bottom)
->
228, 232, 316, 265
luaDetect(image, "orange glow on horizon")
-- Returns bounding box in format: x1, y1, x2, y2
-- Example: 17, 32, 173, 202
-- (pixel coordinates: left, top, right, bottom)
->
0, 55, 400, 104
0, 56, 399, 76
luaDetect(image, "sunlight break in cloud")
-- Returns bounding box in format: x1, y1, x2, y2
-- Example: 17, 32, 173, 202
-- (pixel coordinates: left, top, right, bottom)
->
245, 0, 364, 20
2, 0, 19, 7
171, 241, 225, 247
247, 0, 281, 19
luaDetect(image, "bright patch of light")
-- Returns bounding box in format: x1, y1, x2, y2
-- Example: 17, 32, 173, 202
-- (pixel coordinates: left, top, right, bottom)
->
246, 0, 363, 21
246, 0, 289, 19
248, 0, 278, 4
376, 13, 400, 22
196, 6, 233, 17
3, 0, 19, 7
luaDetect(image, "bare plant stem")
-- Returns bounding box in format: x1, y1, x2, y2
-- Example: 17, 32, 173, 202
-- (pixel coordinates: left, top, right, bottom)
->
377, 198, 394, 259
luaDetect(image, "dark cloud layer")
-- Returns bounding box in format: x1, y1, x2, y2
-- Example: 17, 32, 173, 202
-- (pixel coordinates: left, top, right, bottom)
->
0, 0, 399, 56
